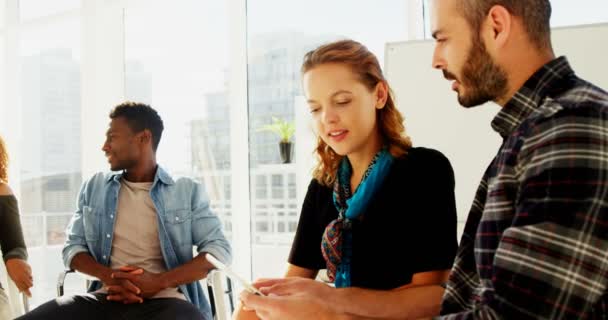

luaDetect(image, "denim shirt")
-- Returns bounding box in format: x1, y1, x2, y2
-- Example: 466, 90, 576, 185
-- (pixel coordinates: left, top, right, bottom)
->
62, 166, 232, 315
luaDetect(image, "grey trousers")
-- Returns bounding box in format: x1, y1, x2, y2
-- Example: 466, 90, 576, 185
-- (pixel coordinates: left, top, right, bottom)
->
16, 293, 209, 320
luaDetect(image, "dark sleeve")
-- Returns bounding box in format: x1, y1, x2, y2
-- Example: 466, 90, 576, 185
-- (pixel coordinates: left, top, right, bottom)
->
410, 149, 458, 274
287, 179, 329, 270
0, 196, 28, 262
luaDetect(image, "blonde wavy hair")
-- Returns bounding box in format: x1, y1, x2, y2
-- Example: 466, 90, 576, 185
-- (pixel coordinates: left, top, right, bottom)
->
302, 39, 412, 187
0, 136, 8, 183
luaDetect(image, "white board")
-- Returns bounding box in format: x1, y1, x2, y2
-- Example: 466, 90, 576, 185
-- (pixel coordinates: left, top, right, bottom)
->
385, 23, 608, 228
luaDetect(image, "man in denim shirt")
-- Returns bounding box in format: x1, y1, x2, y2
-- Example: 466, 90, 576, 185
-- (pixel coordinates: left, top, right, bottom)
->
19, 102, 231, 320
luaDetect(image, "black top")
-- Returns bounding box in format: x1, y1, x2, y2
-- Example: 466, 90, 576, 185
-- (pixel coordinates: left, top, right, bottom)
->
0, 195, 28, 263
288, 147, 458, 290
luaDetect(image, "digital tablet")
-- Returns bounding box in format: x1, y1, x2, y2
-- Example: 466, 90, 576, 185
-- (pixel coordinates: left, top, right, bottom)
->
206, 253, 265, 296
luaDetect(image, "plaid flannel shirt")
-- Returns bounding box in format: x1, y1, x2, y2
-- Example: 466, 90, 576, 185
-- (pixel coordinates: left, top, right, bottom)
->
440, 57, 608, 319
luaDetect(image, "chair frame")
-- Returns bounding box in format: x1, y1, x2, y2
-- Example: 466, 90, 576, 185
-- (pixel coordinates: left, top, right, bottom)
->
57, 269, 234, 319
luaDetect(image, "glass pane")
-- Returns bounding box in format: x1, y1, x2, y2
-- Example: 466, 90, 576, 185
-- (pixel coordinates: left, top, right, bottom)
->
0, 37, 4, 126
19, 0, 80, 22
0, 0, 5, 28
19, 17, 81, 308
124, 0, 232, 240
247, 0, 409, 279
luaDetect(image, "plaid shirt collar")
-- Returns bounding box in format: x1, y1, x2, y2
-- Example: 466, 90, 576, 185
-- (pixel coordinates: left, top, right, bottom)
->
491, 56, 574, 138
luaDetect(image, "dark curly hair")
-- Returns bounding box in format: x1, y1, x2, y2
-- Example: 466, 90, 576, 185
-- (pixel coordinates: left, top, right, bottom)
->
109, 102, 164, 152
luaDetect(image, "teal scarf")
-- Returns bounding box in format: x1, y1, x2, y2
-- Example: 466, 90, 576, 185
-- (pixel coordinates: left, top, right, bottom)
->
321, 148, 394, 287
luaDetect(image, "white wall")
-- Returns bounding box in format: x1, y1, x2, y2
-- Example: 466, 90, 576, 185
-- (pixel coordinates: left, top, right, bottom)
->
385, 23, 608, 237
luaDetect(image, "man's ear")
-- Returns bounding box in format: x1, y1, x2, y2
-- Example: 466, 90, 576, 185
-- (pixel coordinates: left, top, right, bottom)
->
139, 130, 152, 147
483, 5, 512, 51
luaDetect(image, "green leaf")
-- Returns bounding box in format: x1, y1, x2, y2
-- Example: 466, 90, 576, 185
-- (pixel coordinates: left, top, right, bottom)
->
257, 116, 295, 142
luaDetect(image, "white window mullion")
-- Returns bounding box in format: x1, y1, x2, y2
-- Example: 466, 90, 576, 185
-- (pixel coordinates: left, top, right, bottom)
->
228, 0, 252, 280
80, 0, 126, 177
406, 0, 426, 41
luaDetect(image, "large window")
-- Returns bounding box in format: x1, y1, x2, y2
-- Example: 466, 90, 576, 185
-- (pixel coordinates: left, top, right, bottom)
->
18, 0, 79, 21
0, 0, 236, 309
0, 39, 4, 134
246, 0, 410, 279
124, 0, 234, 240
17, 7, 82, 308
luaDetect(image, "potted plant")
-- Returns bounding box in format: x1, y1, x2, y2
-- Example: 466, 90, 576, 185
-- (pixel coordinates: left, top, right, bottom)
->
258, 116, 295, 163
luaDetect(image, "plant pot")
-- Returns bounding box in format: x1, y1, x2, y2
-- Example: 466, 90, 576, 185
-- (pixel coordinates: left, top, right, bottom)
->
279, 141, 293, 163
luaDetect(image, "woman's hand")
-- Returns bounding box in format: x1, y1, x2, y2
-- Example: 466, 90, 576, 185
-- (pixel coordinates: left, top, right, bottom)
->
5, 258, 33, 297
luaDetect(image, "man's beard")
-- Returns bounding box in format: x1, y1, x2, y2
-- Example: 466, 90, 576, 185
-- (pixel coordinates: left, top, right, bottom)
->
110, 158, 137, 172
448, 35, 509, 108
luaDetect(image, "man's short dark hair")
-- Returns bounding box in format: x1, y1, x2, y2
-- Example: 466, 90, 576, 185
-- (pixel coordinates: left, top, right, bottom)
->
458, 0, 552, 50
110, 102, 164, 152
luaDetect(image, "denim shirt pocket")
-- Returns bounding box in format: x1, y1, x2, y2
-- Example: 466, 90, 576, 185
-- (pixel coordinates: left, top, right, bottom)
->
163, 208, 193, 247
83, 205, 101, 242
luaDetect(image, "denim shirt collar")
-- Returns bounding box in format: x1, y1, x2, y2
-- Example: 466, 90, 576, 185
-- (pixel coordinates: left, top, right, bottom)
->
105, 165, 175, 186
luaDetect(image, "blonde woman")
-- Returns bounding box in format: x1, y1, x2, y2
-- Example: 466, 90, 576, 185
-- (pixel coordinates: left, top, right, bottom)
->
237, 40, 458, 320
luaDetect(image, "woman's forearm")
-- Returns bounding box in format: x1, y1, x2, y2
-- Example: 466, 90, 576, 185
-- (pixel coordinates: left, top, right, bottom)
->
331, 285, 445, 319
